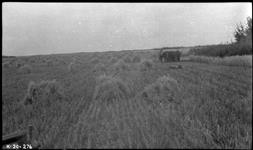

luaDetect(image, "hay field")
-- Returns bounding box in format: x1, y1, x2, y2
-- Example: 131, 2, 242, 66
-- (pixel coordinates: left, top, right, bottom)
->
2, 50, 252, 149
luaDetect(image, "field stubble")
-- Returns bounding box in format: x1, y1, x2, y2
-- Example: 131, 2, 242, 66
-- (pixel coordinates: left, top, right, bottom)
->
2, 51, 252, 149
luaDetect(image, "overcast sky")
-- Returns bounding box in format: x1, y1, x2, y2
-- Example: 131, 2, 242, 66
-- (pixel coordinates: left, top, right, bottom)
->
2, 3, 252, 56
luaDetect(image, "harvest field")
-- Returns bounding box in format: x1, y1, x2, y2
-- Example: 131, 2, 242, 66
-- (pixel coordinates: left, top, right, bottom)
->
2, 50, 252, 149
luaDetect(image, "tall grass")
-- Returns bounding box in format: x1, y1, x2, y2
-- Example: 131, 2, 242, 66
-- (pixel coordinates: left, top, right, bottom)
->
187, 55, 252, 67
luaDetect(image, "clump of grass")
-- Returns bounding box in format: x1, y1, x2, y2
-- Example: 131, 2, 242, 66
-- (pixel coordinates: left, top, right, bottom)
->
141, 74, 180, 107
21, 79, 69, 149
22, 79, 65, 107
91, 57, 99, 64
132, 55, 141, 63
93, 63, 106, 73
19, 64, 32, 74
110, 57, 118, 64
14, 58, 25, 67
92, 74, 130, 105
2, 62, 11, 68
115, 53, 124, 59
140, 59, 153, 71
15, 62, 23, 68
113, 60, 130, 72
46, 60, 54, 66
123, 55, 132, 63
68, 62, 77, 73
188, 55, 252, 67
107, 55, 112, 60
150, 52, 159, 62
29, 58, 36, 63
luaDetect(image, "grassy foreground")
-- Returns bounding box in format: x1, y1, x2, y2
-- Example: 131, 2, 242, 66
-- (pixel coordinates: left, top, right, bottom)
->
2, 50, 252, 149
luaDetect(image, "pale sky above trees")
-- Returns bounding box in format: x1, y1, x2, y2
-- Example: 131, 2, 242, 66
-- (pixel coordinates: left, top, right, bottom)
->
2, 3, 252, 56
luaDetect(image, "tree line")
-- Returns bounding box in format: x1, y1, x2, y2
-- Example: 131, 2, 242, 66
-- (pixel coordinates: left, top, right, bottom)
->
189, 17, 252, 57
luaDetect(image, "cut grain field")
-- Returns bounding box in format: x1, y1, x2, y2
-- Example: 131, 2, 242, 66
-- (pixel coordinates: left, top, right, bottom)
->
2, 50, 252, 149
